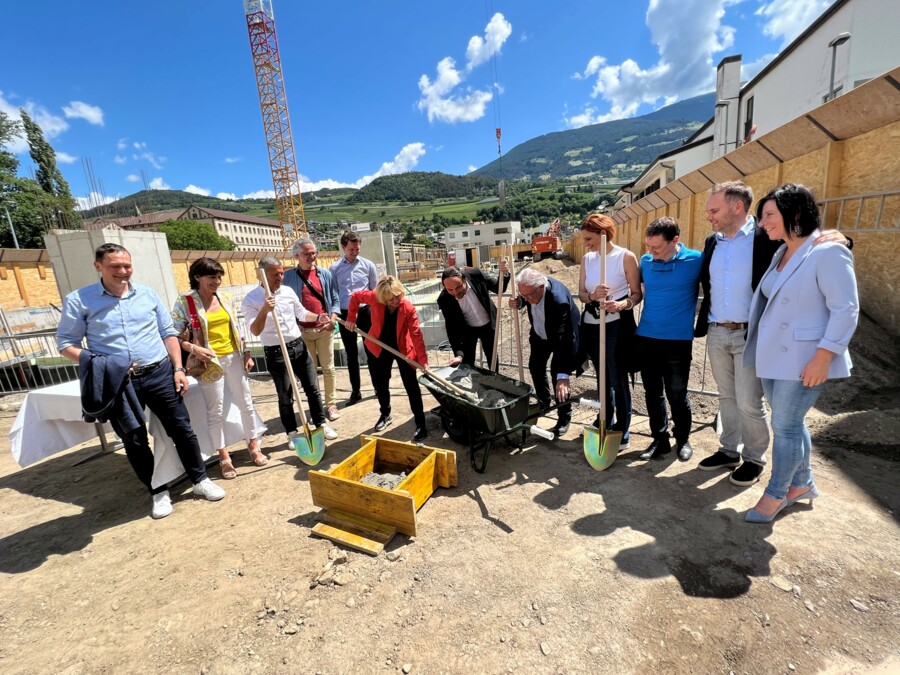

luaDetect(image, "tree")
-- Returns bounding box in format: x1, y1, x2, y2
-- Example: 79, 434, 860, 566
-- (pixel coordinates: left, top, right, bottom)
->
19, 109, 79, 229
158, 220, 237, 251
0, 111, 20, 179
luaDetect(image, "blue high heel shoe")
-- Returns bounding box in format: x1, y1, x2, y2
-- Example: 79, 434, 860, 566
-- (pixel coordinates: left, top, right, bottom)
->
745, 498, 788, 523
786, 485, 820, 508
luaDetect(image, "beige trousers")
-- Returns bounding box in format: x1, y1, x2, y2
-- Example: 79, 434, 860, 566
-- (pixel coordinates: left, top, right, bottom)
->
302, 327, 337, 406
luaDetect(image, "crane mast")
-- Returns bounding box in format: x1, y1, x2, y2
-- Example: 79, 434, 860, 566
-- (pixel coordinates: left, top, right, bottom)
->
243, 0, 306, 250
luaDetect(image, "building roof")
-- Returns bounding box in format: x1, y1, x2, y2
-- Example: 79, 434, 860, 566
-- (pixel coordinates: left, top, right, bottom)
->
190, 206, 281, 228
83, 210, 183, 230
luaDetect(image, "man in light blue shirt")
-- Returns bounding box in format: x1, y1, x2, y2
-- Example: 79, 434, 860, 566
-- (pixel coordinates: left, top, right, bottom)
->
329, 231, 379, 405
57, 243, 224, 519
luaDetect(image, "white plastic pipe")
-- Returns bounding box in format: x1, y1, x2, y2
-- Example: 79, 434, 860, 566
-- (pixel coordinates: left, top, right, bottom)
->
529, 425, 555, 441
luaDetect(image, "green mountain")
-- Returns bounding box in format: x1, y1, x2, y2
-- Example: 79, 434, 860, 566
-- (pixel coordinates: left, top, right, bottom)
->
473, 93, 714, 182
346, 171, 498, 203
78, 189, 255, 219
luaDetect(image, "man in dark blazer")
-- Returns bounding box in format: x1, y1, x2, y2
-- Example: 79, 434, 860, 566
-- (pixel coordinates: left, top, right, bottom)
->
512, 268, 580, 438
437, 261, 509, 368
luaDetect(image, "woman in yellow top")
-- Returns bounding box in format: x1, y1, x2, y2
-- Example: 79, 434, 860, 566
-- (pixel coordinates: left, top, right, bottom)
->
172, 257, 267, 478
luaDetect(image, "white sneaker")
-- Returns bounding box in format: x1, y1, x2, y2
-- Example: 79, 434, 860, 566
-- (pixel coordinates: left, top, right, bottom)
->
322, 424, 338, 440
151, 491, 173, 519
288, 430, 298, 443
192, 477, 225, 501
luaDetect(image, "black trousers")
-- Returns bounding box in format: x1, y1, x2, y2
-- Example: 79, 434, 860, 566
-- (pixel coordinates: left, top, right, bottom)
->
638, 336, 693, 444
581, 319, 632, 441
265, 337, 327, 431
108, 359, 207, 495
370, 350, 426, 427
339, 307, 375, 395
459, 323, 497, 369
528, 336, 572, 426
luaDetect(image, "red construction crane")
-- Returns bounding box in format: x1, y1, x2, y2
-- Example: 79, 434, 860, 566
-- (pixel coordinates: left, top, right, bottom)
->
243, 0, 306, 250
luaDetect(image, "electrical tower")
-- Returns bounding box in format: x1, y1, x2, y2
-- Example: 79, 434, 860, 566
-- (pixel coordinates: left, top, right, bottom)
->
243, 0, 306, 250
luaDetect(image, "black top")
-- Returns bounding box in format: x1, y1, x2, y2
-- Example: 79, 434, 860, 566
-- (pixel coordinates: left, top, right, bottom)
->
381, 306, 399, 351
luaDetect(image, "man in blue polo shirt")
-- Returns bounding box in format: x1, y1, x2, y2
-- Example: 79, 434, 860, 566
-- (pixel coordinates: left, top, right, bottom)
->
636, 217, 702, 461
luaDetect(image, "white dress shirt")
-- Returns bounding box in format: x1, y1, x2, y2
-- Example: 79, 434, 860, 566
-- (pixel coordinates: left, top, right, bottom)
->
241, 285, 316, 347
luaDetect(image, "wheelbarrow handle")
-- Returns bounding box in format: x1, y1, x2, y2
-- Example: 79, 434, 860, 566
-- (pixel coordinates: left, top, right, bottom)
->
335, 317, 475, 401
529, 425, 555, 441
578, 397, 603, 410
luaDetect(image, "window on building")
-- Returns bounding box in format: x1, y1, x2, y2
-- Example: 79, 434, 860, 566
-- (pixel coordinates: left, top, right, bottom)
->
743, 96, 754, 141
474, 229, 481, 236
494, 227, 509, 234
449, 232, 455, 239
461, 231, 469, 237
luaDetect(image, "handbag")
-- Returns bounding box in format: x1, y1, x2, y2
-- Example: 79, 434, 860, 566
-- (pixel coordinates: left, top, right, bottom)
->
183, 295, 207, 377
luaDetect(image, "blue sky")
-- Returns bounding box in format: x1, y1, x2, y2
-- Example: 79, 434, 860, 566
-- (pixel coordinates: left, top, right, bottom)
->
0, 0, 834, 209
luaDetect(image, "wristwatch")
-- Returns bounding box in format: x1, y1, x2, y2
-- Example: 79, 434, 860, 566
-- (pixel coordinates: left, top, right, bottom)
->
174, 367, 187, 374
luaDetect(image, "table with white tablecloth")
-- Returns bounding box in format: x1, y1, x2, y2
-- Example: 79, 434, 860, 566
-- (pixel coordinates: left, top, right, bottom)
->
9, 378, 266, 489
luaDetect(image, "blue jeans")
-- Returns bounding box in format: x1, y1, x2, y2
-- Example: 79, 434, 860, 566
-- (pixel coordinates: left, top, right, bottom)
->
760, 378, 825, 500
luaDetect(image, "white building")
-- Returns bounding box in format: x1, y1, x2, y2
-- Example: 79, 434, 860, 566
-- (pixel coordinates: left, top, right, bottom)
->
444, 221, 527, 248
616, 0, 899, 209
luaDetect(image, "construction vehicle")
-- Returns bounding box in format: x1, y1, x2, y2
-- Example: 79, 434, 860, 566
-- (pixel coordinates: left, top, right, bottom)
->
531, 218, 562, 262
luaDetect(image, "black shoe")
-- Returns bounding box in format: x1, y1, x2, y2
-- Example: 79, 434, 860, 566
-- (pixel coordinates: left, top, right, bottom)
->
639, 438, 672, 460
553, 422, 571, 439
345, 391, 363, 406
698, 450, 741, 472
412, 426, 428, 442
676, 440, 694, 461
374, 414, 393, 432
729, 461, 764, 486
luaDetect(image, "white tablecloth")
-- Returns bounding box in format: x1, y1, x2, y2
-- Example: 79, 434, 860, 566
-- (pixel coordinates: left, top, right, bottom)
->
9, 378, 266, 488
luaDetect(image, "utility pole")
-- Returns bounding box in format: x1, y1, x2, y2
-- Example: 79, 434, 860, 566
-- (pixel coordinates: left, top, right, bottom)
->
2, 205, 19, 249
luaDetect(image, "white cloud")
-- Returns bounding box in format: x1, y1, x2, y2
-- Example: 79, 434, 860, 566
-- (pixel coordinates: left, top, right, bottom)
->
149, 177, 170, 190
467, 165, 478, 173
0, 90, 69, 154
242, 142, 427, 197
224, 156, 240, 164
216, 192, 238, 201
75, 192, 117, 211
741, 52, 777, 81
184, 184, 212, 196
133, 141, 147, 149
566, 0, 743, 127
114, 155, 127, 164
417, 13, 511, 124
133, 150, 164, 169
126, 174, 140, 182
117, 138, 128, 150
241, 189, 276, 200
756, 0, 835, 48
465, 13, 513, 71
56, 151, 77, 164
62, 100, 105, 126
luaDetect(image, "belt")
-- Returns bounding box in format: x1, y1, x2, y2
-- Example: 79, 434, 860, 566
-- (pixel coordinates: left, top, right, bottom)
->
264, 337, 303, 351
130, 358, 167, 378
710, 322, 748, 330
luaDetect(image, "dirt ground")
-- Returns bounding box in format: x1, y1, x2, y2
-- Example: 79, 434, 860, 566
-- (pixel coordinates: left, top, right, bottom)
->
1, 262, 898, 674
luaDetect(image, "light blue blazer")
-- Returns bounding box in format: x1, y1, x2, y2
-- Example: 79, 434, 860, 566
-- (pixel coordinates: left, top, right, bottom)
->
743, 231, 858, 380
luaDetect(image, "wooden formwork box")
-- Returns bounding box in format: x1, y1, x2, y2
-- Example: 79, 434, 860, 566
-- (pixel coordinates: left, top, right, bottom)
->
308, 435, 458, 555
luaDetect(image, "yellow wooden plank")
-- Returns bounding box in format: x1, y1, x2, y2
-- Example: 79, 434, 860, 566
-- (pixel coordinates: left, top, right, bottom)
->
440, 449, 458, 488
396, 452, 438, 510
311, 522, 386, 556
320, 508, 398, 539
371, 436, 436, 471
309, 470, 418, 536
330, 438, 377, 481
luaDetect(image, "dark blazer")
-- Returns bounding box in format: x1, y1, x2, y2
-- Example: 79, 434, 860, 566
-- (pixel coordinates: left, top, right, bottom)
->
437, 268, 510, 359
694, 224, 780, 338
78, 350, 145, 433
524, 277, 580, 376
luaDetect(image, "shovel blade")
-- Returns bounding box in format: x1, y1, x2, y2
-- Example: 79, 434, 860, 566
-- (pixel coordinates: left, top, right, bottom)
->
583, 425, 622, 471
292, 425, 326, 466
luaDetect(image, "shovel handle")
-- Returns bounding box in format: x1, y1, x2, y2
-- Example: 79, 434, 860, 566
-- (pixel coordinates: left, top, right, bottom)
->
335, 316, 475, 400
578, 397, 603, 410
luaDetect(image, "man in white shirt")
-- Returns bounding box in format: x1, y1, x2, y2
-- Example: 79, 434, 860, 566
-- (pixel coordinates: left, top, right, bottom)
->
241, 257, 337, 442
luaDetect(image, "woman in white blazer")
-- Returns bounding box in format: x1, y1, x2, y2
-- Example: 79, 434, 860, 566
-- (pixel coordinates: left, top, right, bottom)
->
743, 184, 858, 523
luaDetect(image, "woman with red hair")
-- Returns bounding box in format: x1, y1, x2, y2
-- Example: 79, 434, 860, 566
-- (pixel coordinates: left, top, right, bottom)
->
578, 214, 642, 447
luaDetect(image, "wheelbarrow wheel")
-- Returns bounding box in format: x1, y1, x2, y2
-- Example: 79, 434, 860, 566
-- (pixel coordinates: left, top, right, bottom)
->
440, 413, 470, 445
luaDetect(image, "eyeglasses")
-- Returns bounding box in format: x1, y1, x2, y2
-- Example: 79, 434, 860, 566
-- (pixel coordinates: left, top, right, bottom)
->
300, 251, 317, 258
519, 285, 544, 300
650, 258, 677, 273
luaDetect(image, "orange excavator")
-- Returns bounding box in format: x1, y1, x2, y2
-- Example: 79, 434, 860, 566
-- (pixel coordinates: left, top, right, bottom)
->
531, 218, 562, 262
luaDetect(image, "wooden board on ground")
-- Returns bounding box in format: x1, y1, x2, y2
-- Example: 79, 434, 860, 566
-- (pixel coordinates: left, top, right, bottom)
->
308, 436, 458, 555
